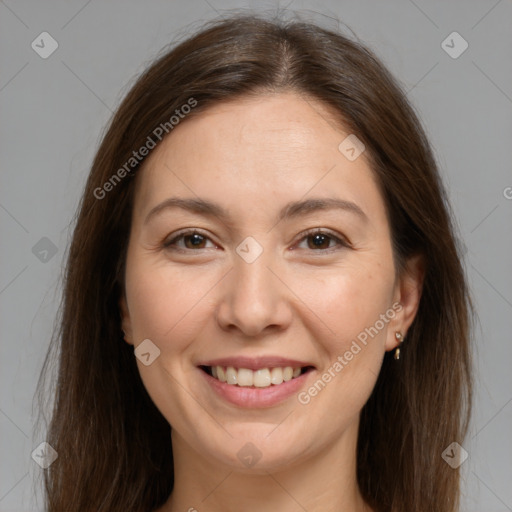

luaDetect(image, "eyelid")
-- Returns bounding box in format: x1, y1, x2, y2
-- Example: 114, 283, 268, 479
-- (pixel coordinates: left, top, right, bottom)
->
163, 228, 219, 251
292, 228, 351, 251
163, 227, 351, 253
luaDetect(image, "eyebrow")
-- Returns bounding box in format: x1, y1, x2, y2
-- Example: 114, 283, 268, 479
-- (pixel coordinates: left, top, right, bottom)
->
144, 196, 368, 226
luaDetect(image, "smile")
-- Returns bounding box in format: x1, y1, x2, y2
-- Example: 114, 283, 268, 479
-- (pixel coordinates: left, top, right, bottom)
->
197, 356, 316, 407
200, 365, 313, 388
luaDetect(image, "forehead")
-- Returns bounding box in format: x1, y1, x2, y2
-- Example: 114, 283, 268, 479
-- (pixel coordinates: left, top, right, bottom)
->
132, 92, 385, 224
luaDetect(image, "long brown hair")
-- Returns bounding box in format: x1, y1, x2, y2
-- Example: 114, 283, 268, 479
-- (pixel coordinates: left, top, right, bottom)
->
36, 14, 472, 512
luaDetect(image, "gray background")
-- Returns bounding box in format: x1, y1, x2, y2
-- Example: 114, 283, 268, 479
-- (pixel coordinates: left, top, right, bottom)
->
1, 0, 511, 510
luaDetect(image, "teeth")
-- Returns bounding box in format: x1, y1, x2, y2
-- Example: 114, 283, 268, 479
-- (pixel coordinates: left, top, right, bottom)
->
237, 368, 253, 387
270, 367, 283, 385
253, 369, 271, 387
217, 366, 227, 382
210, 366, 304, 387
226, 366, 238, 385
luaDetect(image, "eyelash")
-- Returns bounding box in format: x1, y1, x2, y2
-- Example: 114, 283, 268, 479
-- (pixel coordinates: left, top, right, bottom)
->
162, 228, 350, 254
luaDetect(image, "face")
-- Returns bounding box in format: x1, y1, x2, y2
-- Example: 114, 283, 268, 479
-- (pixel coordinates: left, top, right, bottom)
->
120, 92, 422, 472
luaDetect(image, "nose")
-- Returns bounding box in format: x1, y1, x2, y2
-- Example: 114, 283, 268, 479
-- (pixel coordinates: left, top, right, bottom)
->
215, 250, 293, 338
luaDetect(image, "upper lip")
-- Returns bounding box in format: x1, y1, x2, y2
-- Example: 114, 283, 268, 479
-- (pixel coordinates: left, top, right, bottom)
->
198, 356, 315, 371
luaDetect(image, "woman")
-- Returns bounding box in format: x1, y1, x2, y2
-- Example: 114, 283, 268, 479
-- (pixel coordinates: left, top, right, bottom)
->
38, 14, 472, 512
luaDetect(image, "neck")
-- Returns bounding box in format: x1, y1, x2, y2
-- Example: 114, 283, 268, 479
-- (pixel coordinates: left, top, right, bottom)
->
157, 419, 371, 512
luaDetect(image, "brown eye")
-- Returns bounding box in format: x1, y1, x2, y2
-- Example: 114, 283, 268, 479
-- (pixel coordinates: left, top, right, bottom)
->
307, 233, 332, 250
183, 233, 207, 249
164, 230, 216, 251
296, 230, 349, 252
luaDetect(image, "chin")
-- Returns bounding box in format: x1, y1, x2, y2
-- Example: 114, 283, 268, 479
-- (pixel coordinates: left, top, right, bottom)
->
196, 424, 313, 473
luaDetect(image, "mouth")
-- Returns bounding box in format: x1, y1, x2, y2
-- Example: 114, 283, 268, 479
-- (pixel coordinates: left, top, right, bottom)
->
199, 365, 315, 388
196, 356, 316, 408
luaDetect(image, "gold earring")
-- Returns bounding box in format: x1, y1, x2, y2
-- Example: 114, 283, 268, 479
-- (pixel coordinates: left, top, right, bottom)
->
394, 331, 404, 360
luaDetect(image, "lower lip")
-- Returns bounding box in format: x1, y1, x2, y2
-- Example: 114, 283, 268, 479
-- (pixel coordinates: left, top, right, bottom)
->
200, 368, 313, 408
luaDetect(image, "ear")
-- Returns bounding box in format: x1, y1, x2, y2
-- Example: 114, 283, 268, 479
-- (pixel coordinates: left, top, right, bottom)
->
119, 293, 134, 346
385, 254, 425, 352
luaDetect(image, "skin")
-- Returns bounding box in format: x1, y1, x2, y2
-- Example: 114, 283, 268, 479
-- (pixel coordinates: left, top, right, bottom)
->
119, 91, 424, 512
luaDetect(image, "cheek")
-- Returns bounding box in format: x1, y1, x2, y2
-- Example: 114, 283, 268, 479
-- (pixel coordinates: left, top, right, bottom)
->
125, 257, 218, 347
294, 260, 395, 341
296, 262, 394, 410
